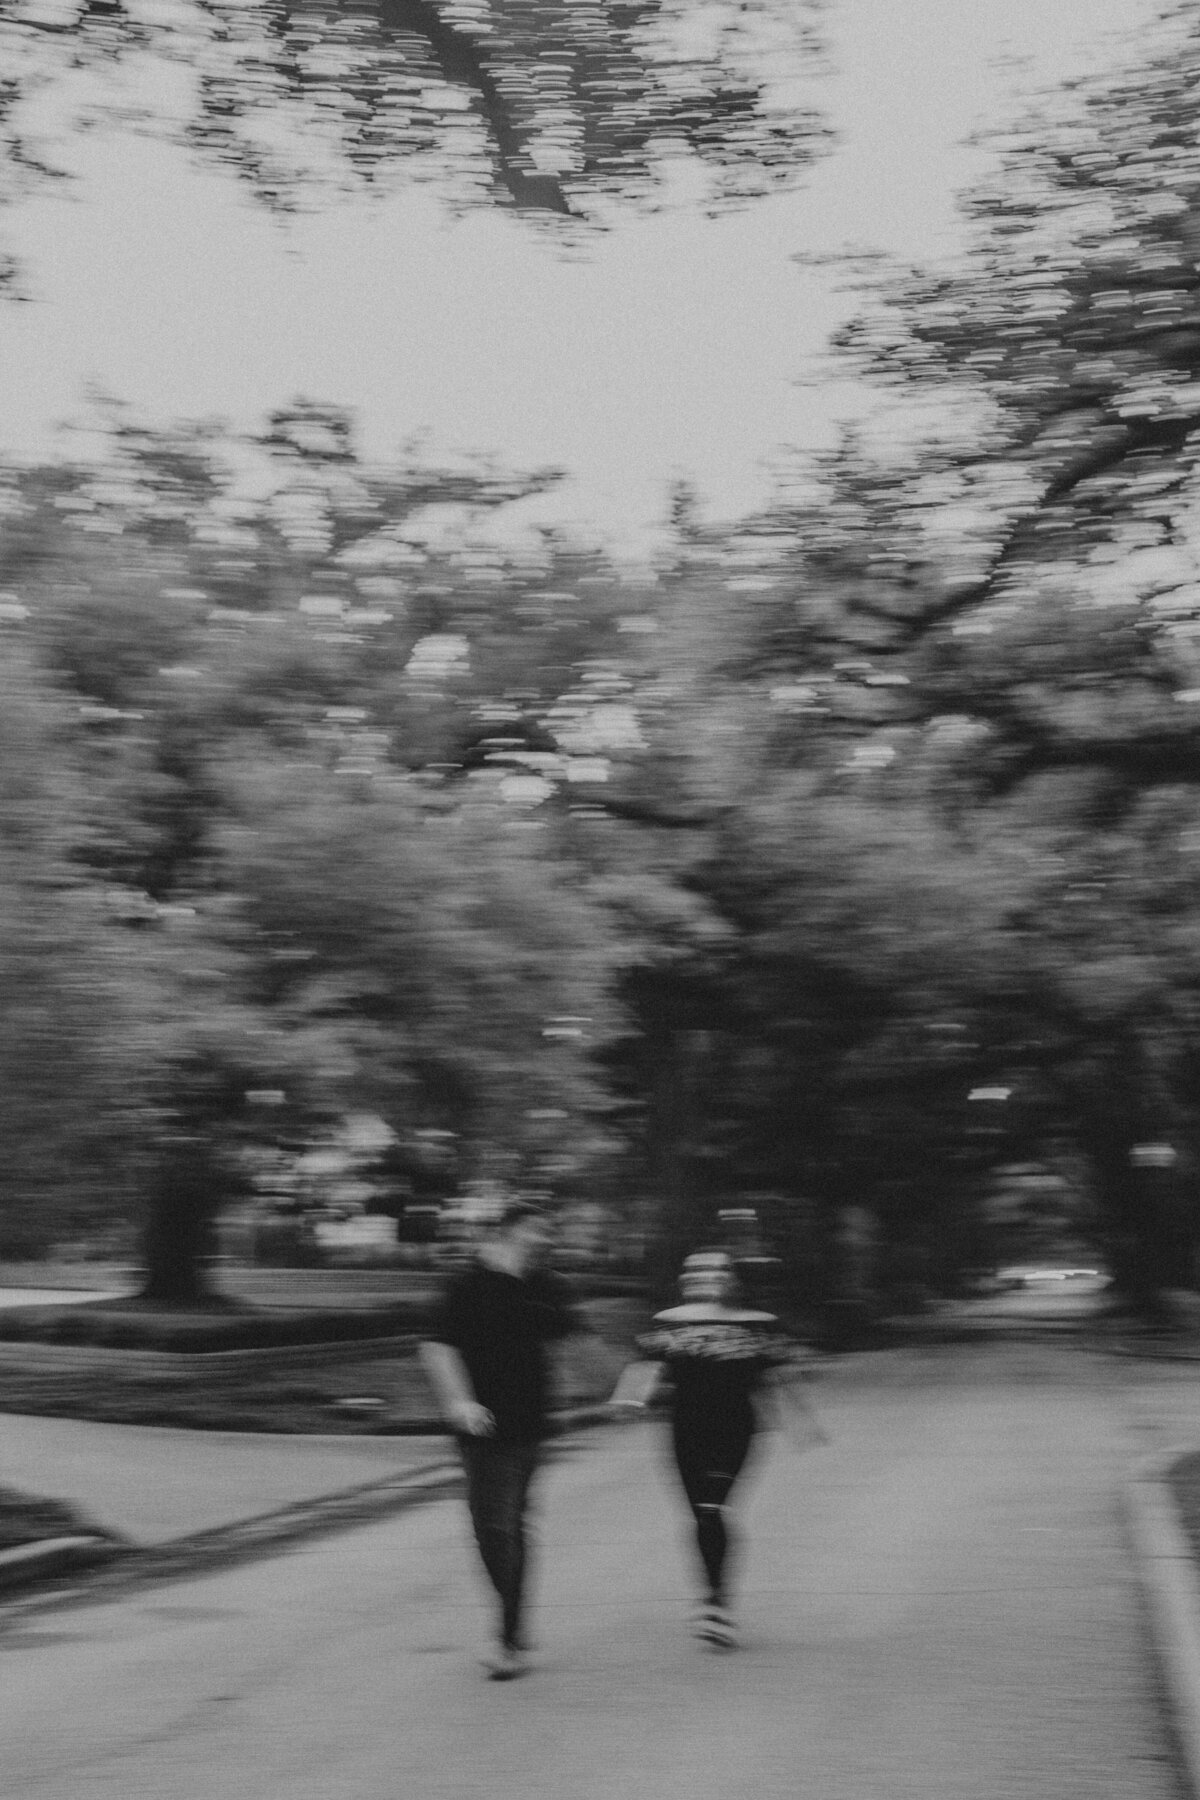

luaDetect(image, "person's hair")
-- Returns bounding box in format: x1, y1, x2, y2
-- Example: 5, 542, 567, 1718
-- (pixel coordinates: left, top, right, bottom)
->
494, 1198, 551, 1232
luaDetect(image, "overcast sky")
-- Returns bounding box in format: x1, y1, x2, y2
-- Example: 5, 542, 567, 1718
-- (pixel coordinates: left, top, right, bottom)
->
0, 0, 1159, 554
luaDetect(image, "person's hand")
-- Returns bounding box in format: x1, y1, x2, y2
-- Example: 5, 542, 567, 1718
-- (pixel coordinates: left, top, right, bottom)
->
449, 1399, 495, 1436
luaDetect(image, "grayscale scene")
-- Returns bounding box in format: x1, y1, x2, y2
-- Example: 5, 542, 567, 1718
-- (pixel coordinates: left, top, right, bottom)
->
7, 0, 1200, 1795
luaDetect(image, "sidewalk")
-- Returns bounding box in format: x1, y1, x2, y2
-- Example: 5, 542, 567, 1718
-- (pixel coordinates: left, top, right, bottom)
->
4, 1337, 1181, 1800
0, 1412, 453, 1547
0, 1410, 463, 1602
0, 1400, 614, 1606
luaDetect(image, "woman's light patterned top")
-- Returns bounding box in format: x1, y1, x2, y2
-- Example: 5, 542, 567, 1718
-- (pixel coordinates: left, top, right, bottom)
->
638, 1305, 795, 1367
636, 1304, 800, 1432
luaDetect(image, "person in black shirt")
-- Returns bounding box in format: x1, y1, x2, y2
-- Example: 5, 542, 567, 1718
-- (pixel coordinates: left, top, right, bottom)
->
420, 1199, 589, 1680
609, 1249, 823, 1649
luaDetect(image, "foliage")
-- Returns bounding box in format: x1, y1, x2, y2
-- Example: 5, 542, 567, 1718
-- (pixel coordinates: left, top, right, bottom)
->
0, 647, 152, 1255
781, 5, 1200, 1297
0, 404, 643, 1290
0, 0, 829, 289
16, 0, 1200, 1310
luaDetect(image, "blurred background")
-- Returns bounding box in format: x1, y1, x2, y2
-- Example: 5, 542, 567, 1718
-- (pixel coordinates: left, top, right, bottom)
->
0, 0, 1199, 1341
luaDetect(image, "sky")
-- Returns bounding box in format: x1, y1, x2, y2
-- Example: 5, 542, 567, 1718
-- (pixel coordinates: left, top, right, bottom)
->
0, 0, 1162, 556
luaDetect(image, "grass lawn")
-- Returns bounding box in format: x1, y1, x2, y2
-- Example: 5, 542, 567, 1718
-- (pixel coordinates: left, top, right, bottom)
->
0, 1297, 653, 1434
0, 1352, 444, 1434
0, 1296, 427, 1352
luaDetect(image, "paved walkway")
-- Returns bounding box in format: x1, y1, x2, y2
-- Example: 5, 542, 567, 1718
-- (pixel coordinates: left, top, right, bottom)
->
0, 1413, 449, 1544
1114, 1354, 1200, 1457
4, 1339, 1186, 1799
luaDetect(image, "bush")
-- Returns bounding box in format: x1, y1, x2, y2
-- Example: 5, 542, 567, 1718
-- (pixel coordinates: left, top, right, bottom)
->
0, 1299, 429, 1352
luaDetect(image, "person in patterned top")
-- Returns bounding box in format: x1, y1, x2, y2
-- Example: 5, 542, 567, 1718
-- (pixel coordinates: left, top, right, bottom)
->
609, 1248, 823, 1648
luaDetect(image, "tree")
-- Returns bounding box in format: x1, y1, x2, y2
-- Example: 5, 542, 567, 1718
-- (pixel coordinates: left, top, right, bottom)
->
0, 406, 645, 1295
0, 646, 151, 1256
20, 392, 1188, 1314
0, 0, 829, 288
830, 5, 1200, 685
774, 4, 1200, 1306
218, 759, 625, 1169
491, 534, 1047, 1309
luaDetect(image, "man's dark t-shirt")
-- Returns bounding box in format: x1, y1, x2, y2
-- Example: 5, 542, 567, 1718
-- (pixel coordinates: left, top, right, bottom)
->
426, 1262, 582, 1443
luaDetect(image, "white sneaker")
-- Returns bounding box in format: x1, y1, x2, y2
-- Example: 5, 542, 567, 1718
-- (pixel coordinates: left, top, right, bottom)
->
483, 1643, 528, 1681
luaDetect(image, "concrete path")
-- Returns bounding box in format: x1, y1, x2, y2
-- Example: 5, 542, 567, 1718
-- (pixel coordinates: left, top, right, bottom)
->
4, 1339, 1185, 1799
0, 1413, 448, 1544
1113, 1355, 1200, 1458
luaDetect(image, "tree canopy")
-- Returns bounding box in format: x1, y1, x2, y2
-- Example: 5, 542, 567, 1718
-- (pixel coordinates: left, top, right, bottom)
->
13, 8, 1200, 1316
0, 0, 829, 292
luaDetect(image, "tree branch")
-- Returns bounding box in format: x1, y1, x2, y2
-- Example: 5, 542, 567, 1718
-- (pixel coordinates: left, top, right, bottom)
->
380, 0, 574, 214
574, 793, 727, 830
980, 730, 1200, 796
900, 408, 1200, 645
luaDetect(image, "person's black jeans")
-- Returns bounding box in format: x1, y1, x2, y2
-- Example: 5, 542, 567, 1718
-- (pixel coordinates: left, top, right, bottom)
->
458, 1436, 541, 1650
671, 1419, 755, 1607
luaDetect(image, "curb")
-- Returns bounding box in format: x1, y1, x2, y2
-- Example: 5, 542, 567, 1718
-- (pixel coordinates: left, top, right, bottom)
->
0, 1459, 463, 1626
1125, 1448, 1200, 1797
129, 1457, 465, 1578
1082, 1326, 1200, 1361
0, 1533, 122, 1593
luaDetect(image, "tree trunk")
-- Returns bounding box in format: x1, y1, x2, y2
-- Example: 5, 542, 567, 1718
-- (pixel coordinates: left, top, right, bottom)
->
139, 1142, 223, 1306
641, 1026, 712, 1304
1078, 1033, 1182, 1319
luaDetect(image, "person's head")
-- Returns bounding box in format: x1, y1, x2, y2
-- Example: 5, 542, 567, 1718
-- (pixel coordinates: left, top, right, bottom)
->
487, 1199, 556, 1274
678, 1248, 737, 1305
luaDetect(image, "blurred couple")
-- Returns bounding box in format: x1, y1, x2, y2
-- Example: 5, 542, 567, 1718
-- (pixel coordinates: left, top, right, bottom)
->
419, 1200, 826, 1680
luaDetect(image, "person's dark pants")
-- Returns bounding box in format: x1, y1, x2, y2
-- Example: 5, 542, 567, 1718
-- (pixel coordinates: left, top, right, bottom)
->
671, 1420, 755, 1607
458, 1436, 541, 1650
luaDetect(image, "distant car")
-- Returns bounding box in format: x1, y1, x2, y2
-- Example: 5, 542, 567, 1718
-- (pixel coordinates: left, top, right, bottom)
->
995, 1265, 1105, 1291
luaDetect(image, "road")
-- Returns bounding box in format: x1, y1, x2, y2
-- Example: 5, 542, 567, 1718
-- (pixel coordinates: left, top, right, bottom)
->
3, 1338, 1186, 1800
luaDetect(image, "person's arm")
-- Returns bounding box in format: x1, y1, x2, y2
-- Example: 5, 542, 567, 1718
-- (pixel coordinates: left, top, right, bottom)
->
417, 1340, 494, 1437
607, 1357, 664, 1412
763, 1356, 829, 1449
